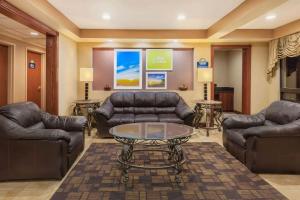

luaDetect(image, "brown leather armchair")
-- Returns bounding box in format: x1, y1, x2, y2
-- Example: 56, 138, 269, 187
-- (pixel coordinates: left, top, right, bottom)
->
0, 102, 87, 181
223, 101, 300, 173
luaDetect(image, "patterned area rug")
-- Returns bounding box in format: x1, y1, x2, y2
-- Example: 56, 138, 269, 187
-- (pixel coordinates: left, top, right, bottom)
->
51, 143, 286, 200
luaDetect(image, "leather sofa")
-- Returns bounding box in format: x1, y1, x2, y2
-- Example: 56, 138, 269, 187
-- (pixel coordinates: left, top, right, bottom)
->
223, 100, 300, 173
0, 102, 86, 181
94, 92, 194, 138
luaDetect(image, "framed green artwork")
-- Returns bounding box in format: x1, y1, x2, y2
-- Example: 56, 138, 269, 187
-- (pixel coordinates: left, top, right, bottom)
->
146, 49, 173, 71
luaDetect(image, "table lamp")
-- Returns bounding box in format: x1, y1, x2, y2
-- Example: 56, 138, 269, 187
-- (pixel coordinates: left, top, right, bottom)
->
80, 68, 93, 100
197, 68, 213, 100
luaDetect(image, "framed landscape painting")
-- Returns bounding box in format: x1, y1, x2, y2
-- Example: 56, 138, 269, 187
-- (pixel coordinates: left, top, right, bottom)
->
146, 49, 173, 70
114, 49, 142, 89
146, 72, 167, 89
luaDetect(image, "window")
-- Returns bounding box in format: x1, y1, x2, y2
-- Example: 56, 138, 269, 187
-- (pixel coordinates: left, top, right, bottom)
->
280, 56, 300, 102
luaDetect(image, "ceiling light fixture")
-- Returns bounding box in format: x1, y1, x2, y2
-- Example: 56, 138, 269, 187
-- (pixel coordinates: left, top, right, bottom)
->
177, 14, 186, 21
173, 39, 178, 43
102, 13, 111, 20
30, 32, 39, 36
265, 14, 276, 20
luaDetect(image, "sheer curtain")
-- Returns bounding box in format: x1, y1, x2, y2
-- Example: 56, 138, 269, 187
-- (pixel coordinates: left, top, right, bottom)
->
268, 32, 300, 77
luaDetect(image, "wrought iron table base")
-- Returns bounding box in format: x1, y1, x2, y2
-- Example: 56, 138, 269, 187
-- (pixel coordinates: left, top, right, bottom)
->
114, 136, 190, 184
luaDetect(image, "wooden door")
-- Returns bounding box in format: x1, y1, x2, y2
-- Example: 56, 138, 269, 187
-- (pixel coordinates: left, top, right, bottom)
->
27, 51, 42, 107
0, 44, 8, 107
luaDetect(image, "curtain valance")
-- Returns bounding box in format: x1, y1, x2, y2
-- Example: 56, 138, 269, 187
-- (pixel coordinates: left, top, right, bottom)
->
268, 32, 300, 77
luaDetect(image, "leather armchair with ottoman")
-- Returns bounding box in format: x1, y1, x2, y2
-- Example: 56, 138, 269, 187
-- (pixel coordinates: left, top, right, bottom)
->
94, 92, 194, 138
223, 100, 300, 173
0, 102, 87, 181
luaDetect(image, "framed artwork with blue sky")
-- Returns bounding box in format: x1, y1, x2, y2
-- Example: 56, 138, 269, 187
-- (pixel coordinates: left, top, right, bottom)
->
146, 72, 167, 89
114, 49, 142, 89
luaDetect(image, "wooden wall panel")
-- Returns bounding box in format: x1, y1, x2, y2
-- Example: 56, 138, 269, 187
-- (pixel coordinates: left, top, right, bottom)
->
92, 48, 194, 90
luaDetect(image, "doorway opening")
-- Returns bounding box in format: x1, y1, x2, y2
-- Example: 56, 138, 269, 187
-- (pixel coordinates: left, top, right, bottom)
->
27, 50, 46, 108
211, 45, 251, 114
0, 1, 58, 114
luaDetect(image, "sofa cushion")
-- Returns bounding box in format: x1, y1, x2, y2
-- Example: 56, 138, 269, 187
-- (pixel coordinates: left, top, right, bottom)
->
266, 101, 300, 125
107, 114, 135, 126
135, 114, 159, 122
135, 92, 156, 107
68, 131, 83, 153
159, 114, 184, 124
226, 129, 247, 147
155, 107, 176, 114
134, 107, 155, 114
155, 92, 179, 107
27, 122, 45, 129
264, 120, 278, 126
114, 107, 134, 114
0, 102, 41, 128
110, 92, 134, 107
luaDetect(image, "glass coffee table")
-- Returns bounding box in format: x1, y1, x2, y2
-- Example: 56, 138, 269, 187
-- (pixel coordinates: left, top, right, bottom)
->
109, 122, 194, 183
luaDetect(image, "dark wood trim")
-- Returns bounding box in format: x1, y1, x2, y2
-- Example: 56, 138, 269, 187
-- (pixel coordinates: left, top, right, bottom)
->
0, 0, 59, 114
211, 45, 251, 114
0, 0, 57, 36
46, 35, 59, 114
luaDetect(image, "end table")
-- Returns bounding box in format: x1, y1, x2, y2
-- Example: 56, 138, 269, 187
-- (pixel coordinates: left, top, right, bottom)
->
73, 100, 101, 136
193, 100, 223, 136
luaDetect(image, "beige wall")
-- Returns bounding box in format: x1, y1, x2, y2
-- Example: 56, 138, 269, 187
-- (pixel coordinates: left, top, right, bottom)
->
251, 43, 274, 113
77, 42, 275, 114
58, 34, 78, 115
77, 42, 211, 107
228, 50, 243, 112
214, 50, 243, 112
214, 51, 229, 87
0, 34, 46, 107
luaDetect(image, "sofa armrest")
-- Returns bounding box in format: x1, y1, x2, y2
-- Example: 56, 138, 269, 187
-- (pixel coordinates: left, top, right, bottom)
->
222, 111, 265, 129
11, 128, 71, 143
243, 120, 300, 138
41, 112, 87, 132
93, 99, 114, 119
175, 98, 194, 119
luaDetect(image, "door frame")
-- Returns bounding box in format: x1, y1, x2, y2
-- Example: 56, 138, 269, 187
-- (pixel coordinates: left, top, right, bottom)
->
0, 0, 59, 114
211, 45, 251, 114
0, 39, 15, 104
25, 48, 46, 110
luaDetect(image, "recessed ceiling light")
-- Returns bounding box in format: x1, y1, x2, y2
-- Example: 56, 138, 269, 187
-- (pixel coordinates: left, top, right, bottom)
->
265, 14, 276, 20
102, 13, 111, 20
177, 14, 186, 21
30, 32, 39, 36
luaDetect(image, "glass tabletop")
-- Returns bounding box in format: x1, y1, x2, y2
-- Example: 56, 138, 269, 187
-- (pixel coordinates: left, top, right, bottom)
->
109, 122, 194, 140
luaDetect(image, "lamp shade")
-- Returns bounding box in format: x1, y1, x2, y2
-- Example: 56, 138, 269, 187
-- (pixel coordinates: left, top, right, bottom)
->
80, 68, 93, 82
197, 68, 213, 83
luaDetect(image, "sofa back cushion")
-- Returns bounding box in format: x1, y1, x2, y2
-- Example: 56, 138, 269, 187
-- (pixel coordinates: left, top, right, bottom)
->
156, 92, 180, 107
266, 101, 300, 125
0, 102, 41, 128
110, 92, 134, 107
109, 92, 180, 114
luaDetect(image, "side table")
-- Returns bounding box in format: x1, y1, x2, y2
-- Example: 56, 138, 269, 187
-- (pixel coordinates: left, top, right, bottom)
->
73, 100, 101, 136
193, 100, 223, 136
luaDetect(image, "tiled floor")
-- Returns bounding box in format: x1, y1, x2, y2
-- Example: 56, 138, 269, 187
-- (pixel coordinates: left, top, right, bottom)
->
0, 129, 299, 200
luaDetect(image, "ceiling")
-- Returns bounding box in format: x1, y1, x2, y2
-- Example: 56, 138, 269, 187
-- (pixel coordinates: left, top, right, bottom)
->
241, 0, 300, 29
48, 0, 245, 29
0, 13, 45, 47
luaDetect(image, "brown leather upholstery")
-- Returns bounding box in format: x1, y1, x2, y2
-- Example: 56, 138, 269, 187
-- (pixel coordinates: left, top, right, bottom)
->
0, 102, 86, 181
223, 100, 300, 173
94, 92, 194, 138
